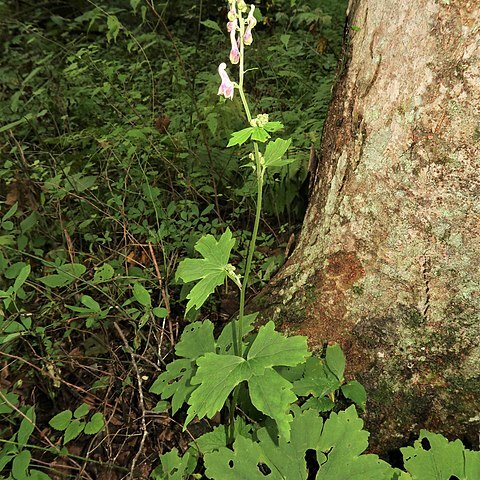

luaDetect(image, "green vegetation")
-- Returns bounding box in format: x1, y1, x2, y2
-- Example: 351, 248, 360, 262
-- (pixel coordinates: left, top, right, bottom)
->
1, 0, 478, 478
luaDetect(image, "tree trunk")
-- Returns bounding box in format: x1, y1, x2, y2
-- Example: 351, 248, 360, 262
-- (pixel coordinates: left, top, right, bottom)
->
264, 0, 480, 453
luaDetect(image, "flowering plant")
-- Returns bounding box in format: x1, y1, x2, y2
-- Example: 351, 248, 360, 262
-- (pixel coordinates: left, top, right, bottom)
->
148, 2, 363, 477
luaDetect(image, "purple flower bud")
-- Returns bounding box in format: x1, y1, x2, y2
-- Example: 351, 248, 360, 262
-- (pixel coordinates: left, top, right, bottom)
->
218, 63, 234, 100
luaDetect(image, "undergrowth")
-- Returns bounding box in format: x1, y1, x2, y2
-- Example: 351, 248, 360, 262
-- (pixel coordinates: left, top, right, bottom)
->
0, 0, 478, 479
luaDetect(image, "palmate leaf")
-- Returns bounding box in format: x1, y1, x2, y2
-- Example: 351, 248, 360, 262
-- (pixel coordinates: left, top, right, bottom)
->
185, 321, 309, 440
401, 430, 480, 479
176, 229, 237, 314
174, 321, 216, 359
185, 354, 247, 425
204, 407, 395, 480
316, 407, 393, 479
149, 321, 216, 413
246, 321, 309, 372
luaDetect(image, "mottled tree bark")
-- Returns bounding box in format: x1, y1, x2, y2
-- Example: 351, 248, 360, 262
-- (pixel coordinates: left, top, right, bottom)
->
265, 0, 480, 452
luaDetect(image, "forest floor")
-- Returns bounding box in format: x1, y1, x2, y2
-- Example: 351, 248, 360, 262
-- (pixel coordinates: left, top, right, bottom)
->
0, 0, 348, 477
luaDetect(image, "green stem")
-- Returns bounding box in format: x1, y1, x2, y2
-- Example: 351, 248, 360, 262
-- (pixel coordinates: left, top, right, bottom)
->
229, 4, 265, 446
238, 149, 263, 342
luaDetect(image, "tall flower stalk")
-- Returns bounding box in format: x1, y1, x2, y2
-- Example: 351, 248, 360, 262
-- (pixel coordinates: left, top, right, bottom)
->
217, 0, 290, 443
149, 0, 296, 456
218, 1, 263, 359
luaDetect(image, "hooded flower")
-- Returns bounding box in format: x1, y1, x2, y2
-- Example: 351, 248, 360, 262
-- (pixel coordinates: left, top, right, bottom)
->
227, 0, 237, 22
229, 21, 240, 64
217, 62, 234, 100
244, 5, 257, 46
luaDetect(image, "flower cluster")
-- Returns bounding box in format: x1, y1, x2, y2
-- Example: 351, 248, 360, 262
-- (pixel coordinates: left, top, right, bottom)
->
217, 0, 258, 101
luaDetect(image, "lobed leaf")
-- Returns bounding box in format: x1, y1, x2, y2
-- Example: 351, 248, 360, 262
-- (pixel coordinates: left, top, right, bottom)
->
186, 322, 309, 438
401, 430, 480, 479
204, 407, 394, 480
248, 368, 296, 440
174, 320, 216, 359
247, 321, 310, 373
176, 229, 236, 314
227, 127, 254, 147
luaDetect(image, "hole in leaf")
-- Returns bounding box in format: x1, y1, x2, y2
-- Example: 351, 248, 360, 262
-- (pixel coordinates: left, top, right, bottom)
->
449, 477, 460, 480
228, 460, 234, 469
385, 447, 403, 469
305, 449, 320, 479
257, 463, 271, 476
421, 438, 431, 451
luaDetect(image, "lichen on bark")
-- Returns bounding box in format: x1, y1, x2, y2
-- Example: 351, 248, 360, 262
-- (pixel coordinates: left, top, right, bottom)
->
261, 0, 480, 453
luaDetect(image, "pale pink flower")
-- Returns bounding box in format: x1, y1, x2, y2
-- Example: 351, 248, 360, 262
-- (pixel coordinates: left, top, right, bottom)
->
247, 5, 257, 28
244, 5, 257, 46
229, 26, 240, 64
218, 63, 234, 100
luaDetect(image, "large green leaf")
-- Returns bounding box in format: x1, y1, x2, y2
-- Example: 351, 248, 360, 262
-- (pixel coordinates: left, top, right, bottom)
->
401, 430, 480, 479
316, 407, 392, 479
205, 434, 266, 479
204, 407, 395, 480
185, 321, 309, 439
176, 229, 237, 314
